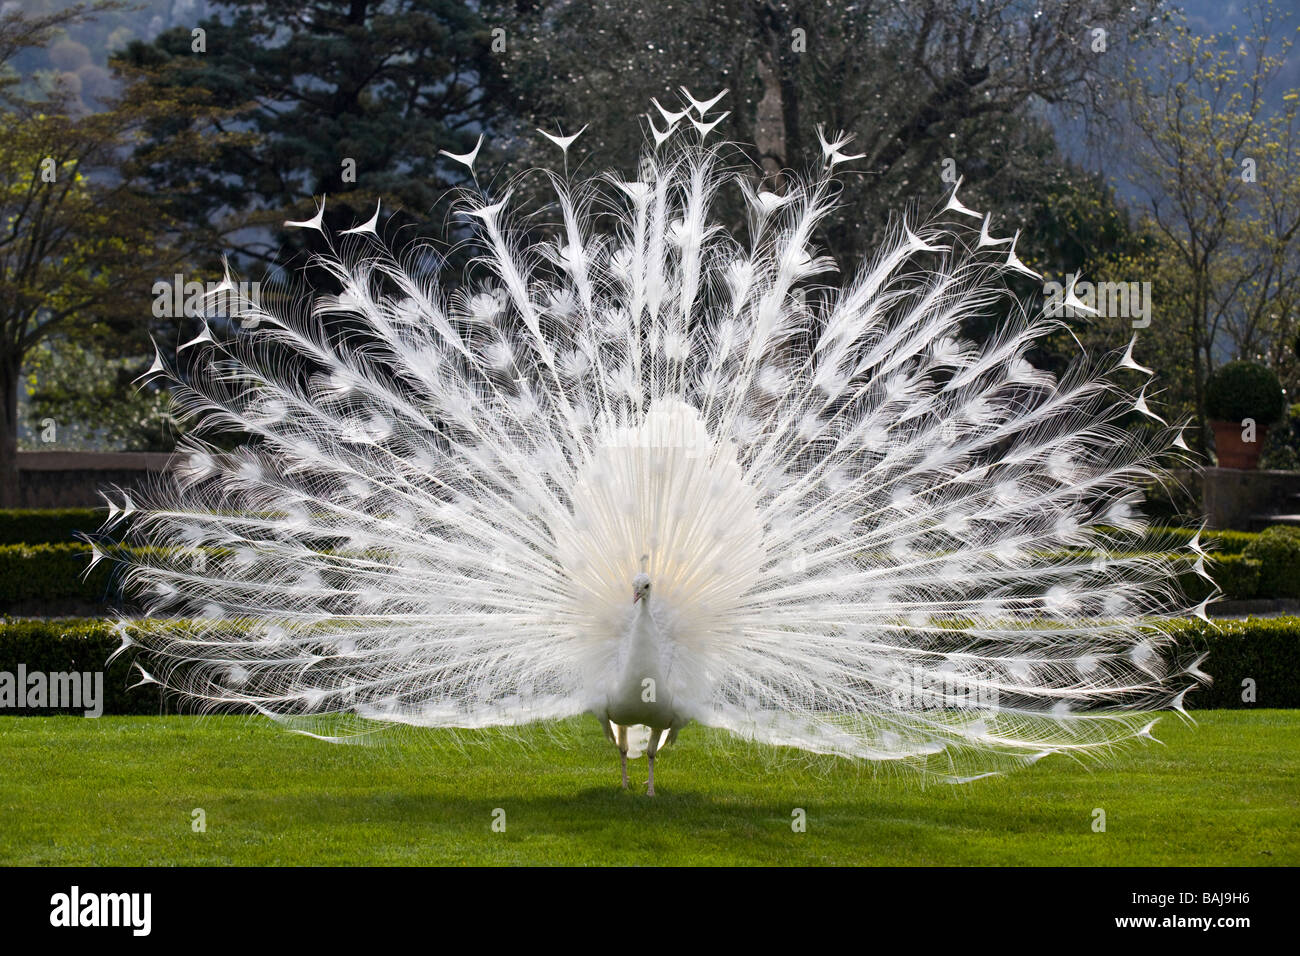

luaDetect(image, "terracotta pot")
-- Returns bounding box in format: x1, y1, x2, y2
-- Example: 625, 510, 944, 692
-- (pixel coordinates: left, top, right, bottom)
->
1211, 419, 1269, 469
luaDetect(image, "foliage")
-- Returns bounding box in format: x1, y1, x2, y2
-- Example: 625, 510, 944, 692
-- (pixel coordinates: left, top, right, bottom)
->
0, 531, 1290, 613
1120, 10, 1300, 447
5, 612, 1297, 719
1243, 525, 1300, 598
19, 337, 177, 451
115, 0, 508, 271
0, 3, 247, 495
1259, 402, 1300, 469
1205, 359, 1286, 423
1174, 553, 1270, 602
0, 508, 101, 545
1202, 554, 1260, 602
0, 617, 157, 715
1168, 616, 1300, 708
1141, 526, 1261, 554
0, 543, 117, 608
490, 0, 1161, 273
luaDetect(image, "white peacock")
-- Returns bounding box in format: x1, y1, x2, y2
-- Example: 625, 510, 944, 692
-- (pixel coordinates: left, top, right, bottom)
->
102, 88, 1209, 794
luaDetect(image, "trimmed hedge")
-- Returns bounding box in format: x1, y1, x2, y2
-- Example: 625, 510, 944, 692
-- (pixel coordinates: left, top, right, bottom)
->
1167, 616, 1300, 709
1175, 553, 1262, 602
0, 508, 103, 546
0, 543, 120, 608
0, 619, 164, 715
1141, 526, 1260, 555
0, 538, 1294, 613
1244, 526, 1300, 600
0, 507, 1276, 553
0, 615, 1295, 715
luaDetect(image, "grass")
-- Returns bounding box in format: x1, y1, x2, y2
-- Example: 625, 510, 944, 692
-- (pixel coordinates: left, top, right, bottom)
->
0, 711, 1296, 865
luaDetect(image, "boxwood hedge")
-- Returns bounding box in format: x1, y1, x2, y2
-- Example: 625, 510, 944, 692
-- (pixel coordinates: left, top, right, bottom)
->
0, 540, 1293, 614
0, 615, 1293, 716
0, 543, 122, 609
0, 508, 103, 546
0, 618, 164, 715
1167, 616, 1299, 709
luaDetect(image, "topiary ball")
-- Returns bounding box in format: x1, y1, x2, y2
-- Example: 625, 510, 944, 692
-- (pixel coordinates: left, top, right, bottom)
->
1206, 360, 1286, 424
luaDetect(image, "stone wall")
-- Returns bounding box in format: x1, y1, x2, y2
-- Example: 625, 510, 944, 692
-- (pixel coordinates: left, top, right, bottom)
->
1202, 466, 1300, 530
17, 451, 175, 509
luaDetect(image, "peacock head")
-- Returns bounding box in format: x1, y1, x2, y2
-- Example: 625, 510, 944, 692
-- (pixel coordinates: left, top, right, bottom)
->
632, 573, 652, 605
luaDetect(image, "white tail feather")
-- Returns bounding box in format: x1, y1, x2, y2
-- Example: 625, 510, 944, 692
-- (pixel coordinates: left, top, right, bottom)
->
105, 100, 1207, 783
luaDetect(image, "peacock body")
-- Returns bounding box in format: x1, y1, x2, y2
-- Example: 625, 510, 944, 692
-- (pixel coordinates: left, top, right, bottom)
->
103, 90, 1209, 790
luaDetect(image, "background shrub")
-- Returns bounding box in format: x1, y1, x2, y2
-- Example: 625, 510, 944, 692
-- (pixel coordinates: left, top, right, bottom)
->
0, 543, 120, 610
1205, 555, 1261, 601
1144, 526, 1258, 554
0, 619, 164, 715
0, 616, 1295, 714
1205, 360, 1286, 424
1167, 616, 1300, 709
0, 532, 1289, 615
1243, 525, 1300, 599
0, 508, 103, 546
1260, 403, 1300, 469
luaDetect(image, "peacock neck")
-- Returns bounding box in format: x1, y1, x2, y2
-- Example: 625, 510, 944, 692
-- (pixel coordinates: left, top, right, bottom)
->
620, 599, 662, 686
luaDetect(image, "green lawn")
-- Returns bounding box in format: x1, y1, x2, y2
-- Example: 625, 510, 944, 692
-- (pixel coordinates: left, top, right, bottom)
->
0, 711, 1295, 865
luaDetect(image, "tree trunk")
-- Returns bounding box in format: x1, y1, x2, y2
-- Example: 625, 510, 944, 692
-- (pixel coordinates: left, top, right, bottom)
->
1192, 276, 1211, 455
755, 48, 786, 181
0, 356, 19, 508
776, 33, 802, 173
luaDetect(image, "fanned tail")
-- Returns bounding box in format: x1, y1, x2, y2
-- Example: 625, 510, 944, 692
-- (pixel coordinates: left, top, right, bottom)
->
103, 94, 1208, 779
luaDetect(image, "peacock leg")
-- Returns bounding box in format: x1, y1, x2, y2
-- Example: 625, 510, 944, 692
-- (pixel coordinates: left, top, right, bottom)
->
646, 726, 662, 796
615, 724, 629, 790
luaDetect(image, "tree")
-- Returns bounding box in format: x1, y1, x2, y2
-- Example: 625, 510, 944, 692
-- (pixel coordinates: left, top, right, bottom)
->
21, 336, 176, 451
0, 2, 245, 503
489, 0, 1163, 268
116, 0, 510, 270
1120, 6, 1300, 449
